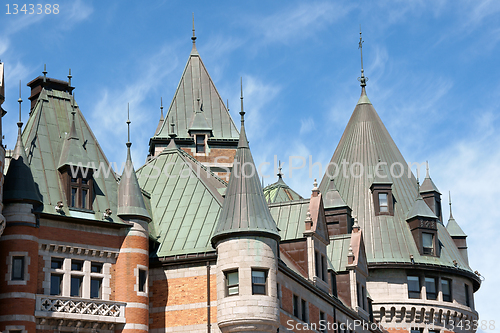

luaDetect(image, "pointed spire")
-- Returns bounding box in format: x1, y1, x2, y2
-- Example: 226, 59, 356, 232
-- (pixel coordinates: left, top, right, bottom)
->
406, 178, 437, 220
449, 191, 453, 220
420, 161, 441, 194
117, 104, 151, 222
238, 77, 248, 149
155, 98, 165, 135
67, 68, 72, 87
43, 64, 47, 84
277, 160, 283, 179
4, 81, 42, 205
446, 191, 466, 237
357, 26, 368, 89
160, 97, 164, 120
68, 94, 79, 140
324, 177, 347, 209
190, 13, 198, 55
211, 80, 280, 247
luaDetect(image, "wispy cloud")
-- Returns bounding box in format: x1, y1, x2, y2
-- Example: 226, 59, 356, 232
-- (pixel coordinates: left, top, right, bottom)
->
299, 117, 315, 135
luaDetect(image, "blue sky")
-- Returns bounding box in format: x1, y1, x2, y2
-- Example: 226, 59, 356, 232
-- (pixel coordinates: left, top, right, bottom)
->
1, 0, 499, 327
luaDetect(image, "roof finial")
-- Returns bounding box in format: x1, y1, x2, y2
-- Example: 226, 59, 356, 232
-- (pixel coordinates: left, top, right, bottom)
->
240, 77, 245, 125
192, 13, 197, 44
277, 160, 283, 178
357, 26, 368, 88
160, 97, 164, 120
426, 160, 430, 178
68, 68, 72, 87
43, 64, 47, 83
17, 80, 23, 129
449, 191, 454, 219
126, 103, 131, 148
226, 99, 229, 112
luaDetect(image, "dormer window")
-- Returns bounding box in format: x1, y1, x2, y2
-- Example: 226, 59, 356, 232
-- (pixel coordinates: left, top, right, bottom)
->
60, 167, 93, 211
371, 185, 394, 216
379, 193, 388, 212
195, 134, 206, 153
422, 232, 434, 255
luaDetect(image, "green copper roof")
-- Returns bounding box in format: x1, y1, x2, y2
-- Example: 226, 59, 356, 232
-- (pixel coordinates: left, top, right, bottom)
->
406, 194, 438, 220
117, 144, 151, 221
319, 87, 472, 272
189, 102, 213, 133
58, 103, 89, 169
4, 125, 43, 205
323, 178, 347, 209
155, 42, 239, 140
268, 199, 310, 240
446, 216, 467, 237
263, 176, 303, 204
211, 115, 280, 246
22, 84, 120, 221
329, 234, 352, 272
136, 145, 226, 257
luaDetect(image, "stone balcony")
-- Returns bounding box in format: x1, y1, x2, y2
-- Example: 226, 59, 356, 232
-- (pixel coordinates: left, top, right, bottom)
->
35, 295, 126, 328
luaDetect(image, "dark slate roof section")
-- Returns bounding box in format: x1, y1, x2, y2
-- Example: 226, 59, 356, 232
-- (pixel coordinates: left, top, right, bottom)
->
211, 119, 280, 246
263, 176, 304, 204
136, 146, 226, 257
319, 87, 472, 272
420, 167, 441, 194
155, 45, 239, 140
117, 144, 152, 222
4, 125, 43, 205
22, 86, 120, 221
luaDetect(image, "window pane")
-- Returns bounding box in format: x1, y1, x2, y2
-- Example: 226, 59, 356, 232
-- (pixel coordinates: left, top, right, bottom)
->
252, 285, 266, 295
139, 269, 147, 292
91, 278, 102, 299
71, 187, 77, 207
12, 257, 24, 280
227, 272, 238, 286
425, 277, 437, 300
252, 270, 266, 284
82, 189, 88, 209
51, 258, 63, 269
301, 299, 307, 322
91, 263, 103, 273
293, 295, 299, 317
442, 279, 451, 300
465, 284, 470, 307
228, 286, 239, 295
407, 276, 420, 298
379, 193, 388, 212
50, 274, 62, 295
196, 135, 205, 145
71, 276, 83, 297
423, 233, 433, 248
82, 179, 88, 185
71, 260, 83, 271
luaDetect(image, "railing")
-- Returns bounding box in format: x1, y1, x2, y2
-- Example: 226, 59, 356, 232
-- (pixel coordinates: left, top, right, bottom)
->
35, 295, 126, 323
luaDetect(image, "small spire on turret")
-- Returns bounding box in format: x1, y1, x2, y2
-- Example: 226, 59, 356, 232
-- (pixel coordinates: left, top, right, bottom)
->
357, 26, 368, 89
192, 13, 197, 44
43, 64, 47, 84
126, 103, 131, 149
68, 68, 72, 87
160, 97, 164, 120
240, 77, 245, 125
449, 191, 454, 219
17, 81, 22, 129
226, 99, 229, 112
277, 160, 283, 179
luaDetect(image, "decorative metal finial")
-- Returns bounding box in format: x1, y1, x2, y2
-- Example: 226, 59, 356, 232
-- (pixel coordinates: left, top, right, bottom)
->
449, 191, 454, 219
240, 77, 245, 124
169, 117, 177, 139
227, 99, 229, 112
357, 26, 368, 87
160, 97, 164, 120
192, 13, 197, 43
426, 161, 430, 178
68, 68, 72, 86
43, 64, 47, 83
312, 178, 319, 192
71, 93, 76, 114
17, 80, 23, 129
277, 160, 283, 178
126, 103, 131, 148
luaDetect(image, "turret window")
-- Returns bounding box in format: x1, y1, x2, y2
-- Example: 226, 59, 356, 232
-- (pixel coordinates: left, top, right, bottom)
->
422, 233, 434, 255
407, 276, 421, 299
425, 277, 437, 300
465, 284, 470, 307
225, 270, 239, 296
441, 278, 452, 302
251, 269, 267, 295
12, 257, 25, 281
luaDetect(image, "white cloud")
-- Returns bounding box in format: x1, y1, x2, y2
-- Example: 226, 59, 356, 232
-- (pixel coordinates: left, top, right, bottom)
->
299, 117, 315, 135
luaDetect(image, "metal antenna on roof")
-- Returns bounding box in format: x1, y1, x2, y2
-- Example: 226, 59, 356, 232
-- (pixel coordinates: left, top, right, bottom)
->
17, 80, 23, 129
192, 13, 197, 45
68, 68, 72, 87
357, 26, 368, 88
160, 97, 164, 120
449, 191, 454, 219
277, 160, 283, 179
126, 103, 131, 148
43, 64, 47, 84
240, 77, 245, 125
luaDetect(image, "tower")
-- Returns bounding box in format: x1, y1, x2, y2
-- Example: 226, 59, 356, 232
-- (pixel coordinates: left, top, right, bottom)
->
211, 82, 280, 333
0, 81, 43, 333
115, 107, 152, 333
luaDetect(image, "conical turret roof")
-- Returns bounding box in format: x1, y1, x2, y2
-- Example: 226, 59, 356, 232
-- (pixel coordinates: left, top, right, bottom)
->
323, 178, 347, 209
211, 92, 280, 247
420, 164, 441, 194
446, 193, 466, 237
58, 97, 89, 169
406, 193, 438, 220
117, 112, 151, 222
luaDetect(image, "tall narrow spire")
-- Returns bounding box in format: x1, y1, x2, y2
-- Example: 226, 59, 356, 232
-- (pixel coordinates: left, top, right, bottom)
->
68, 68, 72, 87
117, 104, 151, 221
191, 13, 198, 54
160, 97, 164, 120
238, 77, 248, 149
449, 191, 454, 219
43, 64, 47, 84
357, 26, 368, 89
68, 94, 79, 140
14, 80, 26, 161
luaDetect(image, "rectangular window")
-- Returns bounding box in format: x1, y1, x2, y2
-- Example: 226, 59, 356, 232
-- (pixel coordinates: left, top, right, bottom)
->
225, 270, 238, 296
71, 187, 77, 207
91, 278, 102, 299
71, 276, 83, 297
301, 298, 308, 322
321, 255, 327, 281
51, 258, 63, 269
71, 260, 83, 271
441, 278, 452, 302
407, 276, 421, 299
331, 272, 337, 297
320, 311, 326, 333
251, 269, 267, 295
422, 232, 434, 255
293, 294, 299, 318
91, 262, 103, 273
425, 277, 437, 300
138, 269, 147, 293
11, 256, 25, 281
277, 283, 281, 307
315, 251, 320, 277
50, 274, 63, 295
196, 135, 206, 153
465, 284, 470, 307
362, 286, 366, 310
379, 193, 388, 212
357, 283, 362, 308
82, 189, 88, 209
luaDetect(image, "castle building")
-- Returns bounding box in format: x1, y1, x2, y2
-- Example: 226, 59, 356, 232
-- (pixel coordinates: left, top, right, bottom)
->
0, 29, 479, 333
